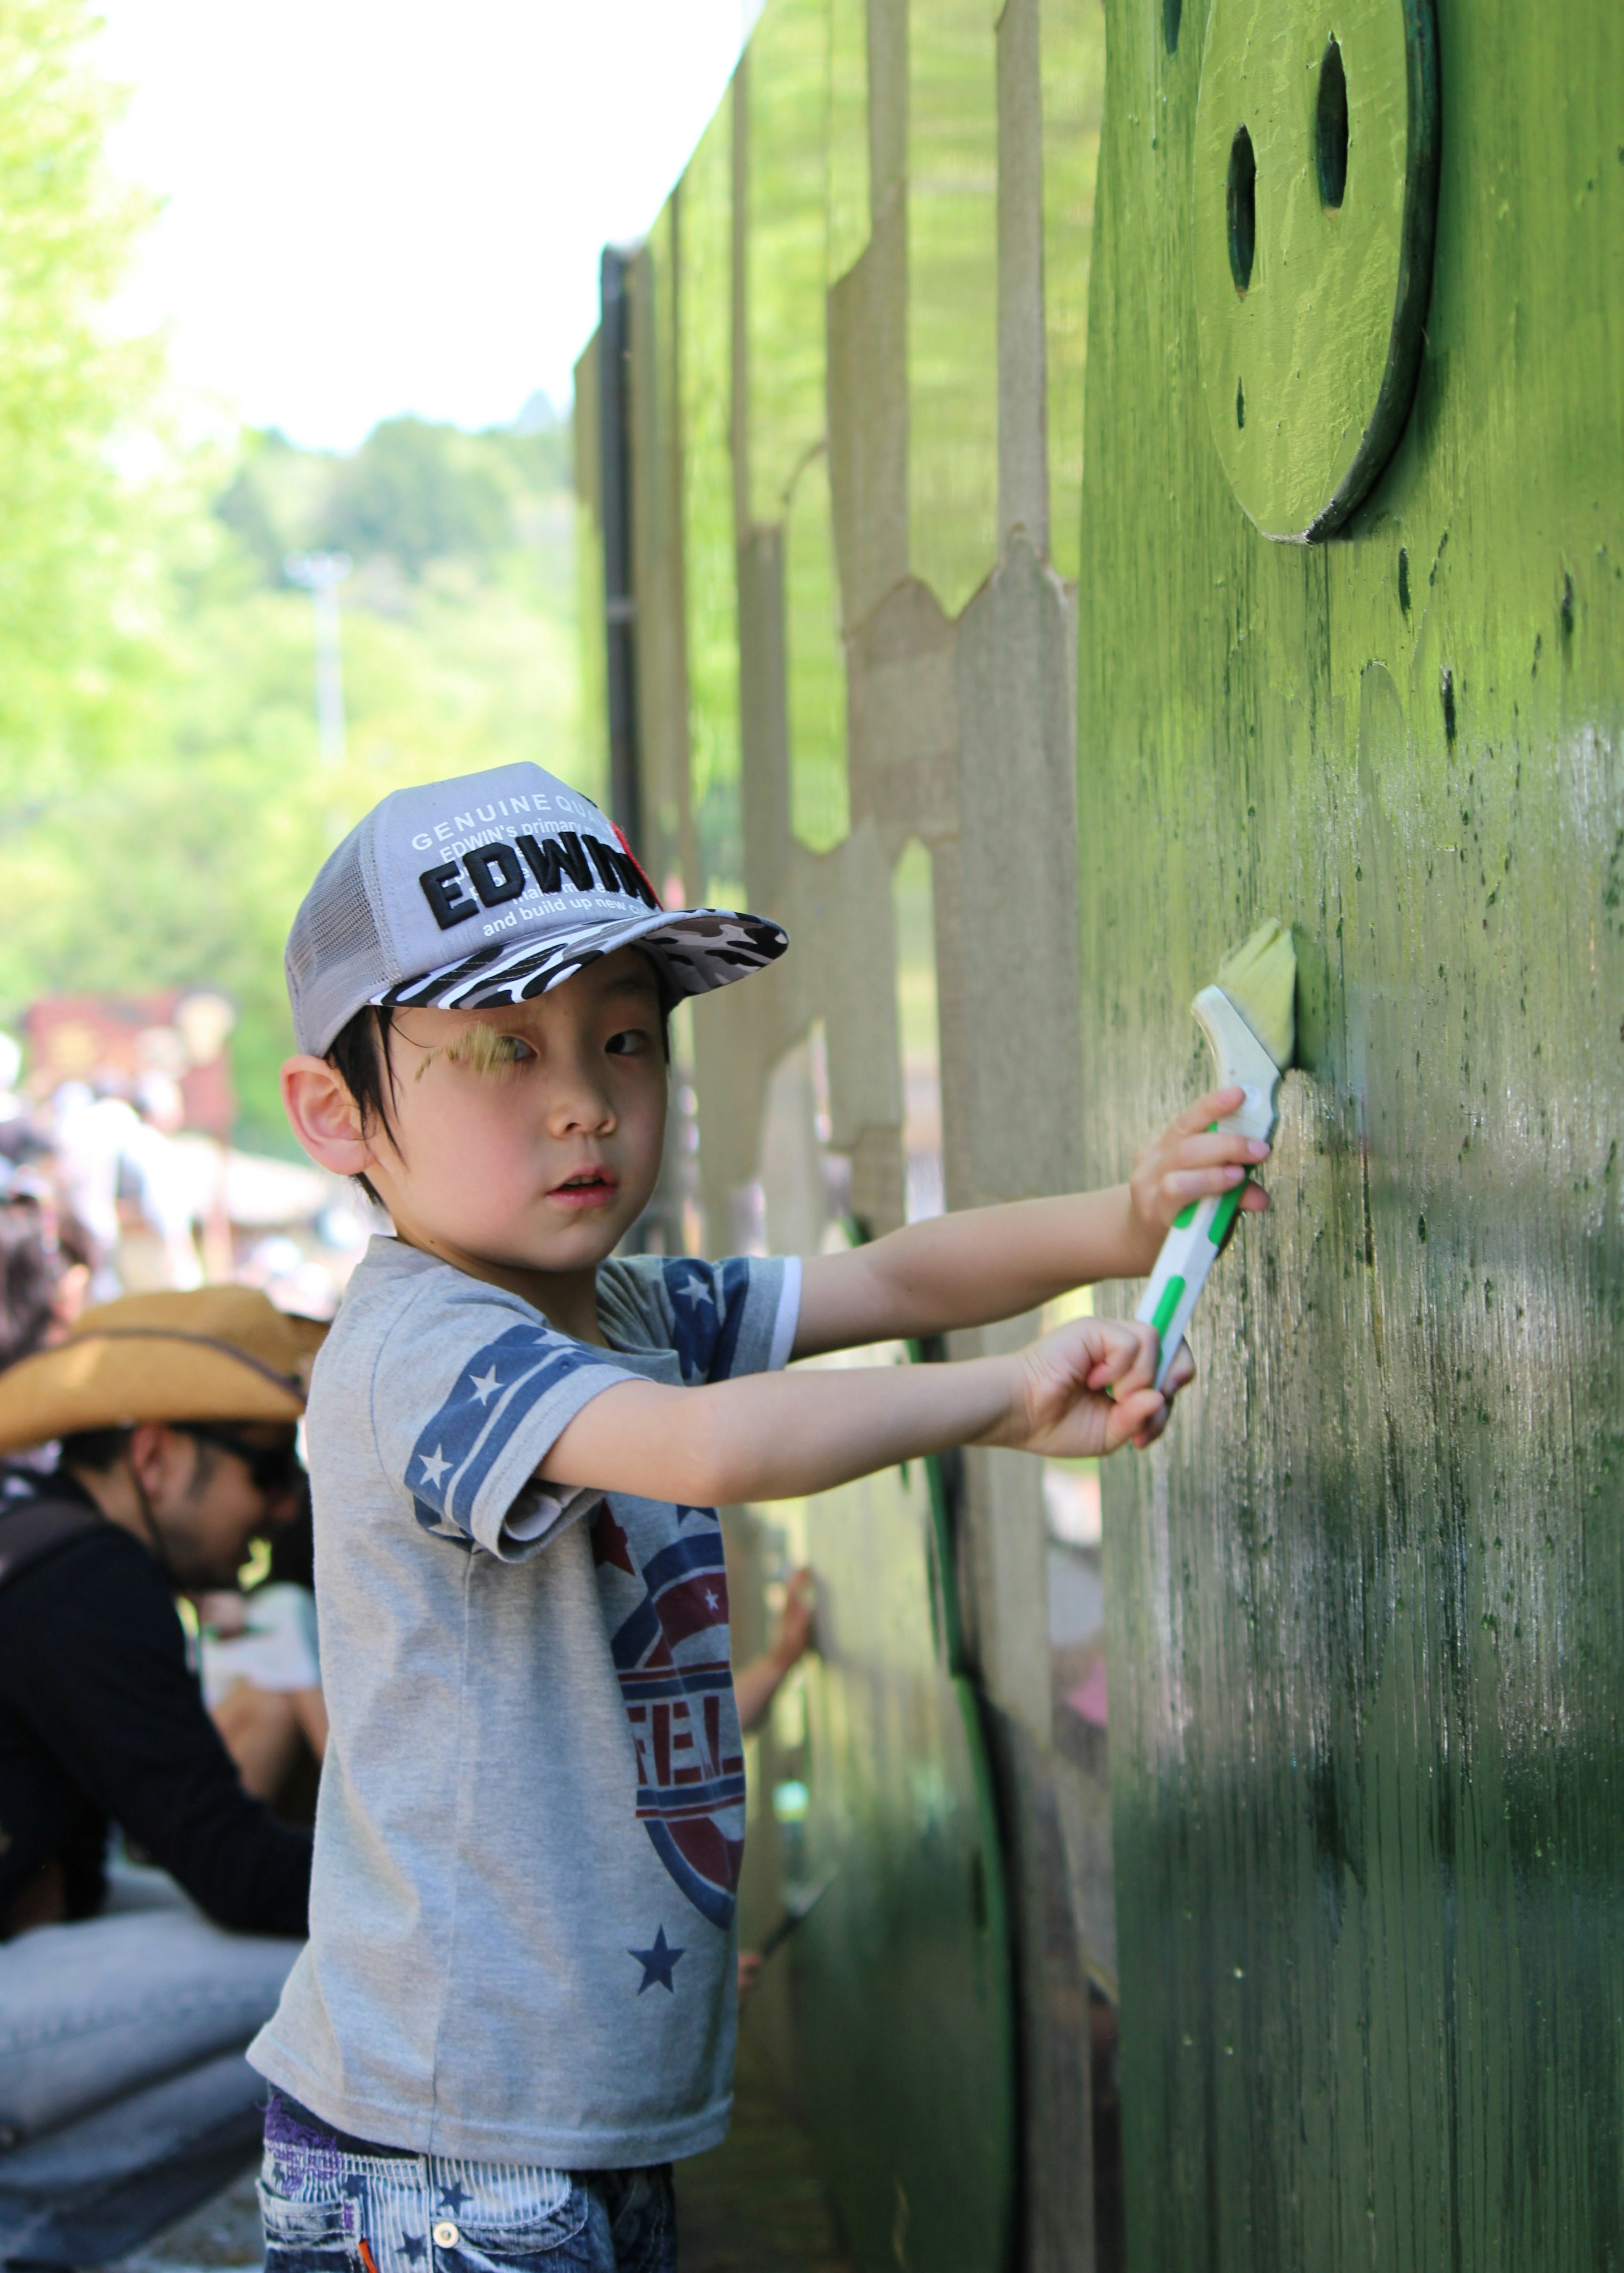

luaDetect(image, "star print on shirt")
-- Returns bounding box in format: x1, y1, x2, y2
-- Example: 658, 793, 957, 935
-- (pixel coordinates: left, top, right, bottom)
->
401, 2237, 427, 2265
417, 1446, 450, 1489
468, 1366, 500, 1405
628, 1925, 686, 1994
437, 2179, 471, 2213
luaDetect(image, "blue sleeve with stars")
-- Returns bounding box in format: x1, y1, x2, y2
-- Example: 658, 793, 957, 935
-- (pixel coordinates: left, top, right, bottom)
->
658, 1257, 754, 1382
374, 1281, 634, 1561
599, 1254, 799, 1385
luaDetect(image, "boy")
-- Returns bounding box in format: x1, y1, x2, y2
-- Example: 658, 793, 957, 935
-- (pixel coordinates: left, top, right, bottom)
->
251, 761, 1267, 2270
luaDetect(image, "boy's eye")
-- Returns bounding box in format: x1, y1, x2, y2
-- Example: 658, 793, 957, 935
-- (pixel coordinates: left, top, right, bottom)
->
606, 1028, 653, 1059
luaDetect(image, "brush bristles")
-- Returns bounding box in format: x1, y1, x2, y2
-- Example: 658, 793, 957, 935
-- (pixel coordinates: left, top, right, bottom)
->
1213, 917, 1296, 1070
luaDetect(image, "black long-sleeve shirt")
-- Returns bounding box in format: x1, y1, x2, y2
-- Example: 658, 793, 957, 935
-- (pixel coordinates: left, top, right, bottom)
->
0, 1470, 310, 1936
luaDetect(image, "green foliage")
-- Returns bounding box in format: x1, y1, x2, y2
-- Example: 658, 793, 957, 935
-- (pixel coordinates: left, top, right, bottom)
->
0, 0, 161, 800
0, 8, 592, 1153
215, 405, 575, 587
0, 429, 589, 1152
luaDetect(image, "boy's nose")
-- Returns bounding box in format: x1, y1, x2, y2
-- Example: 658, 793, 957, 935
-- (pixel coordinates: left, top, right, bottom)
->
543, 1057, 617, 1135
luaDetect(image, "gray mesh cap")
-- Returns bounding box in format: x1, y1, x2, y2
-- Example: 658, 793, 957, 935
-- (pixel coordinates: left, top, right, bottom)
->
285, 762, 788, 1056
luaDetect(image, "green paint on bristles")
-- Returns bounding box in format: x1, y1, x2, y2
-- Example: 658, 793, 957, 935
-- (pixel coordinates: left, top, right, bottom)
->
1214, 916, 1297, 1071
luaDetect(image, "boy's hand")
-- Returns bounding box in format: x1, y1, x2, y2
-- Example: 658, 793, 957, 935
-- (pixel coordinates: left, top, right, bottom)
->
985, 1317, 1194, 1459
1128, 1087, 1271, 1260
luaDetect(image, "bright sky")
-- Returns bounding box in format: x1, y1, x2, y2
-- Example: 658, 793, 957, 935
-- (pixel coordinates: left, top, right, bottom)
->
95, 0, 759, 450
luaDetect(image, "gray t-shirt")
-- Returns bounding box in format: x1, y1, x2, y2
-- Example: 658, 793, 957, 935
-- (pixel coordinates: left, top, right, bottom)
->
248, 1236, 800, 2168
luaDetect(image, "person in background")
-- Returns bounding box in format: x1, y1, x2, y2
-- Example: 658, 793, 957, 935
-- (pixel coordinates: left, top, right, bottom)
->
0, 1193, 93, 1375
199, 1488, 327, 1808
0, 1289, 321, 2272
734, 1569, 815, 2003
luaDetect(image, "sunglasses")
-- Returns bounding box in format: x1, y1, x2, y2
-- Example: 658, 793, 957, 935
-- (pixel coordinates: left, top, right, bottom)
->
176, 1424, 304, 1496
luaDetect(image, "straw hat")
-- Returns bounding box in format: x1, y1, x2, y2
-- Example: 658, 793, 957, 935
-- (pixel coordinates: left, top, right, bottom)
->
0, 1288, 327, 1456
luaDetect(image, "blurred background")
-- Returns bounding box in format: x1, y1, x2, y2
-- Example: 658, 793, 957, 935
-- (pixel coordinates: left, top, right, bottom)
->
0, 0, 758, 1320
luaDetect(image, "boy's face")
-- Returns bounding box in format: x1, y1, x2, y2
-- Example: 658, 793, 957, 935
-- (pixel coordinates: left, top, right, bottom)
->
362, 948, 668, 1280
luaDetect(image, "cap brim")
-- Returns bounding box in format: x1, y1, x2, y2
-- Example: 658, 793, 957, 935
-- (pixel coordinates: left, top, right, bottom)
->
377, 905, 789, 1017
0, 1331, 309, 1456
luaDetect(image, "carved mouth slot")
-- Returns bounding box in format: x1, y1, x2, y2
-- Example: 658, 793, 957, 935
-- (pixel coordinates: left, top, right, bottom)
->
1316, 39, 1350, 208
1227, 125, 1256, 292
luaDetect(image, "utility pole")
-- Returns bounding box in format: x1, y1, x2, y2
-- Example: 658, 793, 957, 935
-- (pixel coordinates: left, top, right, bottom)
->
284, 551, 353, 767
598, 248, 642, 854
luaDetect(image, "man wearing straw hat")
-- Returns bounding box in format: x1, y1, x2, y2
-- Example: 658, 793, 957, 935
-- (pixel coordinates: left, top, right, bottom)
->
0, 1289, 321, 2269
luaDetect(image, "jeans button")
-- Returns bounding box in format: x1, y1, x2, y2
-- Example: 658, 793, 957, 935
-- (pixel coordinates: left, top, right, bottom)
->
433, 2221, 461, 2247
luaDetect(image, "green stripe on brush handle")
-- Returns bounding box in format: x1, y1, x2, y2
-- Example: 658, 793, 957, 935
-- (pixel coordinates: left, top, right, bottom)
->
1135, 1181, 1248, 1393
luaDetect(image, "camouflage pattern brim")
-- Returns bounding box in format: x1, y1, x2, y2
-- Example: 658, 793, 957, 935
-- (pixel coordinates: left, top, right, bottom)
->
375, 905, 789, 1016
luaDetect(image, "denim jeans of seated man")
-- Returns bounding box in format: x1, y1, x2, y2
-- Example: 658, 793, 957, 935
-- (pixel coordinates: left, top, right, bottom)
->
0, 1865, 300, 2267
259, 2114, 678, 2273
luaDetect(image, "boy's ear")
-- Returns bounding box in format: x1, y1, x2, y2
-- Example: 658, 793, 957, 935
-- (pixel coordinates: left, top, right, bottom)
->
282, 1055, 375, 1177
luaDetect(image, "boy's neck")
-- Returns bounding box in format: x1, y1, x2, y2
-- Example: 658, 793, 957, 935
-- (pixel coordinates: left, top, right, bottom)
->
392, 1226, 606, 1345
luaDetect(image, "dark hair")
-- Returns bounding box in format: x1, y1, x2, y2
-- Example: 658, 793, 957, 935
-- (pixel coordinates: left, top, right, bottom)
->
0, 1203, 58, 1371
60, 1426, 221, 1488
59, 1426, 132, 1474
53, 1210, 96, 1274
265, 1481, 315, 1590
325, 1004, 399, 1209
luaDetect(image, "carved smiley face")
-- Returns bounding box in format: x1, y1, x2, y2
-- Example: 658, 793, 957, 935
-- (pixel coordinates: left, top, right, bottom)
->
1192, 0, 1440, 540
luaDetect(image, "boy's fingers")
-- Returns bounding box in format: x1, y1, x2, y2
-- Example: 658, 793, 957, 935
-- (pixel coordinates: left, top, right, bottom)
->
1106, 1387, 1165, 1448
1165, 1168, 1243, 1201
1239, 1183, 1270, 1212
1086, 1322, 1158, 1396
1170, 1132, 1270, 1170
1163, 1339, 1195, 1394
1173, 1086, 1245, 1134
1114, 1323, 1160, 1396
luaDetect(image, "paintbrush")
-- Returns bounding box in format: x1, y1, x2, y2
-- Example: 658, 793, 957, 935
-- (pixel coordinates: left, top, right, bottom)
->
1136, 918, 1297, 1392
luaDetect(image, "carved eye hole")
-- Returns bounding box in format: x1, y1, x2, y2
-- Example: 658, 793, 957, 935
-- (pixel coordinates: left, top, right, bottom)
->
1227, 126, 1257, 292
1316, 39, 1350, 208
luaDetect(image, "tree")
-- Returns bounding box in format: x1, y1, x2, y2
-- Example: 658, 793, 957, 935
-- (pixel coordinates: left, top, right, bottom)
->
323, 417, 511, 578
0, 0, 159, 802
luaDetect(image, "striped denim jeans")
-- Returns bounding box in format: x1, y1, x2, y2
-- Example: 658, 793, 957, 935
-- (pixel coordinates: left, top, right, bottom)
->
258, 2100, 677, 2273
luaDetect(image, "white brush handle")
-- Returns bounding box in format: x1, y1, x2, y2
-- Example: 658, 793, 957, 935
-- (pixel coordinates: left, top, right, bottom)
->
1135, 1187, 1245, 1393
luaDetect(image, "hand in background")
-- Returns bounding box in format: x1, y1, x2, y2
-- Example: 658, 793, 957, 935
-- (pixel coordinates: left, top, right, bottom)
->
734, 1566, 816, 1735
773, 1567, 815, 1673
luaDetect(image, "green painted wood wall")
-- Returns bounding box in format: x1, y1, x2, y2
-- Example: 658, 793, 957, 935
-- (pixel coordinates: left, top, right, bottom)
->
1078, 0, 1624, 2265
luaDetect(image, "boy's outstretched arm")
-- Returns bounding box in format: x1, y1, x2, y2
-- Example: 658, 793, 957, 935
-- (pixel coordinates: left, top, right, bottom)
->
793, 1086, 1273, 1358
540, 1318, 1191, 1508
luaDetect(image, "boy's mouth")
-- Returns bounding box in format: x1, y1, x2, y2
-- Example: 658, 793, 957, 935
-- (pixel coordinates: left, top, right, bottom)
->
548, 1166, 620, 1211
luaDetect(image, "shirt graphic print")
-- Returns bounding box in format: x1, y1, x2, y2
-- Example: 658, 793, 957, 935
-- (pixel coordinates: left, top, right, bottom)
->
592, 1499, 743, 1928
